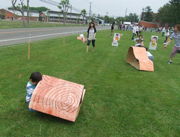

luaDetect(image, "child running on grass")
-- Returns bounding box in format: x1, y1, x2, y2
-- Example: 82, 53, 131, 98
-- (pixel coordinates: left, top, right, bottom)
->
164, 24, 180, 64
25, 72, 42, 111
164, 28, 170, 44
132, 25, 137, 40
87, 22, 96, 52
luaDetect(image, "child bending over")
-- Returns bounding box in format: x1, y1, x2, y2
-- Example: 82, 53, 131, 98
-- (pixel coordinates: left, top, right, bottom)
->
25, 72, 42, 110
146, 48, 154, 61
135, 37, 144, 47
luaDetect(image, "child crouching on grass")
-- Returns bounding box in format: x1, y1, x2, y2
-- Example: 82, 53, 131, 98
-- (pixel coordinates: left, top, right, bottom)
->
164, 24, 180, 64
135, 37, 144, 47
146, 48, 154, 61
25, 72, 42, 111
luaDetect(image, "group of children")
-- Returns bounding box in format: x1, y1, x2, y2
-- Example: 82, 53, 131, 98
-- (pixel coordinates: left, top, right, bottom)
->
133, 35, 154, 61
25, 24, 180, 111
132, 25, 143, 40
132, 24, 180, 64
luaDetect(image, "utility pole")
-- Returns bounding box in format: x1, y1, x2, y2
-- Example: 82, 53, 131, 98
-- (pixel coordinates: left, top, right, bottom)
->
89, 2, 92, 22
125, 8, 127, 17
27, 0, 30, 24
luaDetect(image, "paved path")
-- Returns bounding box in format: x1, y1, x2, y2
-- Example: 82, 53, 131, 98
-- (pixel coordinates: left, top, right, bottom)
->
0, 26, 109, 46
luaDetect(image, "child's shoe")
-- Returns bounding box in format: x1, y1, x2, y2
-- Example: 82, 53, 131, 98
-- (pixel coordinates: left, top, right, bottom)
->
168, 60, 173, 64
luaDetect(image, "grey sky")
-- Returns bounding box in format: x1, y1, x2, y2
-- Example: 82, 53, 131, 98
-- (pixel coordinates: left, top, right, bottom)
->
1, 0, 170, 16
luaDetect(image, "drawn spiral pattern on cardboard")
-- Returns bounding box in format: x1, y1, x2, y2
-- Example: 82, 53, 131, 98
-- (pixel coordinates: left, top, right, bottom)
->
29, 75, 85, 122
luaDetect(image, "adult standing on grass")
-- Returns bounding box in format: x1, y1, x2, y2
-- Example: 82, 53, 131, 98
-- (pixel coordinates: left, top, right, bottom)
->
87, 22, 97, 52
164, 24, 180, 64
164, 28, 170, 44
111, 22, 115, 36
132, 24, 137, 40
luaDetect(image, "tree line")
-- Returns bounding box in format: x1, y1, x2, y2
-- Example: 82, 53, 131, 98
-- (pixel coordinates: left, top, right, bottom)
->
4, 0, 180, 27
140, 0, 180, 26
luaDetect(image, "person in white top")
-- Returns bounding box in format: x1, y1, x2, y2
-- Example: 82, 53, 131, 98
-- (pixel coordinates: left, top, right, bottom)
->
146, 48, 154, 61
164, 28, 170, 44
136, 25, 140, 36
87, 22, 97, 52
132, 25, 137, 40
162, 27, 166, 37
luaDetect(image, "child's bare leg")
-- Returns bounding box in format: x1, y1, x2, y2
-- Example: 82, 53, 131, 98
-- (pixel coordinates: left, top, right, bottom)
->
168, 47, 177, 64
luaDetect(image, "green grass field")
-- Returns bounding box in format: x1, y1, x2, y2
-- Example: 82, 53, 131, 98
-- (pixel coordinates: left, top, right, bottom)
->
0, 20, 84, 29
0, 30, 179, 137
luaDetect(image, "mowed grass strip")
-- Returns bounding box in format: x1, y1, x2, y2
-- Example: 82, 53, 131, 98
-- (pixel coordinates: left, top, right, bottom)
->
0, 30, 179, 137
0, 20, 85, 29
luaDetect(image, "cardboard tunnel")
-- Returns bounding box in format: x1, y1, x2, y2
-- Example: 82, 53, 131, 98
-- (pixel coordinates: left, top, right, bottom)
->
29, 75, 86, 122
126, 47, 154, 72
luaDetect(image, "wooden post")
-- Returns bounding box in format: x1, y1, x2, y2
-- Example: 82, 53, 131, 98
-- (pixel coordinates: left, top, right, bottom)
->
28, 34, 31, 60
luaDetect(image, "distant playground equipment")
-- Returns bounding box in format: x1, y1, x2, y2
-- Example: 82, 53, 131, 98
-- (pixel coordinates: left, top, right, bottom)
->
126, 47, 154, 72
112, 33, 121, 47
29, 75, 86, 122
77, 34, 87, 43
149, 36, 158, 50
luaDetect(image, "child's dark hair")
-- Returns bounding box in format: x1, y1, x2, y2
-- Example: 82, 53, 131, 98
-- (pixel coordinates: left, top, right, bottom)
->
29, 72, 42, 83
136, 38, 143, 43
175, 24, 180, 31
87, 22, 96, 33
88, 22, 96, 28
153, 37, 158, 40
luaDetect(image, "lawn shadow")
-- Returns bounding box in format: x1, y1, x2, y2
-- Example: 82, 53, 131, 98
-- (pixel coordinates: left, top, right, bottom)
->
33, 111, 74, 125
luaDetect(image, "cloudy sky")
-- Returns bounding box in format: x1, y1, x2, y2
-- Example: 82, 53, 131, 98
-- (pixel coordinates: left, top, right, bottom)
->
1, 0, 170, 16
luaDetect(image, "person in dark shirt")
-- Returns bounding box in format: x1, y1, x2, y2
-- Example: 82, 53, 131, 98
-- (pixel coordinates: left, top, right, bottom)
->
111, 22, 115, 36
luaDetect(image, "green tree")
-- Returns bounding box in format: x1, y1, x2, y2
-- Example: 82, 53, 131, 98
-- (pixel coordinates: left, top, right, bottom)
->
116, 17, 124, 24
22, 6, 49, 12
81, 9, 87, 24
141, 6, 153, 22
125, 13, 139, 22
11, 0, 26, 27
156, 0, 180, 25
116, 13, 139, 24
58, 0, 70, 24
169, 0, 180, 24
156, 4, 173, 25
103, 15, 115, 24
